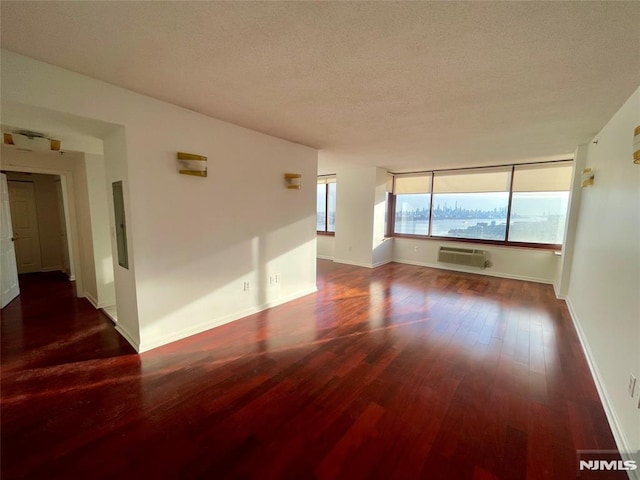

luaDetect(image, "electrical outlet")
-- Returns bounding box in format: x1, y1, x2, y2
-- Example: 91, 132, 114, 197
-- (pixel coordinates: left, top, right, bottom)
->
275, 274, 280, 284
243, 281, 250, 292
628, 374, 637, 397
269, 276, 274, 285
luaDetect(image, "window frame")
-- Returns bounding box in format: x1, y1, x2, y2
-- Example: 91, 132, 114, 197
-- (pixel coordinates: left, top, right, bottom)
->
317, 176, 336, 236
387, 160, 572, 251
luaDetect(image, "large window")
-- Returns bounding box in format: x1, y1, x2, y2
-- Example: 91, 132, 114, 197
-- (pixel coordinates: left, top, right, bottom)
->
508, 163, 572, 245
432, 167, 510, 241
389, 161, 573, 248
393, 173, 431, 235
317, 176, 336, 233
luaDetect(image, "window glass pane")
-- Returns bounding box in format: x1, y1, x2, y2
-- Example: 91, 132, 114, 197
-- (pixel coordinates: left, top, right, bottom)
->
508, 192, 569, 244
431, 192, 508, 240
317, 183, 326, 231
327, 182, 337, 232
394, 193, 430, 235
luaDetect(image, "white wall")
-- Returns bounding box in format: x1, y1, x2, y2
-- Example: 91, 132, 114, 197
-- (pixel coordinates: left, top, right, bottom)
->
565, 86, 640, 454
102, 126, 140, 345
372, 168, 393, 267
555, 144, 586, 298
322, 236, 558, 283
73, 157, 100, 306
393, 238, 559, 283
333, 166, 393, 268
334, 166, 377, 267
1, 50, 318, 352
317, 234, 335, 259
322, 231, 558, 284
84, 153, 116, 308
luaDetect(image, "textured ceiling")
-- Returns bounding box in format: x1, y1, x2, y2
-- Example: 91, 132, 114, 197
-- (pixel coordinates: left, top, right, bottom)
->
1, 1, 639, 172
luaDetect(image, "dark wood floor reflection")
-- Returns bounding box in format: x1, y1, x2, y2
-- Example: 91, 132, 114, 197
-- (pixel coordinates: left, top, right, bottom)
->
1, 262, 623, 479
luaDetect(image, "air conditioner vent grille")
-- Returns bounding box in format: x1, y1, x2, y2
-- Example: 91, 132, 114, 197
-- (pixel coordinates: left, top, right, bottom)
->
437, 246, 488, 268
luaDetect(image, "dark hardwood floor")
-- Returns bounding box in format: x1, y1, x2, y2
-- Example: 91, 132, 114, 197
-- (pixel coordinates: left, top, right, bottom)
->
1, 262, 623, 479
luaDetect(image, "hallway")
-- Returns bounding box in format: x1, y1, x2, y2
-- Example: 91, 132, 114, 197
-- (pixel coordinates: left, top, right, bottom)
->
1, 272, 133, 370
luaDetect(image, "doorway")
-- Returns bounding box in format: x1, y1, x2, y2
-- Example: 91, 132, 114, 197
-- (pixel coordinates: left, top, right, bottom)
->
6, 172, 71, 276
1, 146, 117, 323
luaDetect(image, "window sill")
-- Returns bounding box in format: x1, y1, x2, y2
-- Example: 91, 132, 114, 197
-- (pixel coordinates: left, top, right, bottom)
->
392, 233, 561, 251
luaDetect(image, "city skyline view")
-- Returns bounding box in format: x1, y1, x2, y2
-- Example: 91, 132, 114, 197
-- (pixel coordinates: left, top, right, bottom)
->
319, 187, 570, 244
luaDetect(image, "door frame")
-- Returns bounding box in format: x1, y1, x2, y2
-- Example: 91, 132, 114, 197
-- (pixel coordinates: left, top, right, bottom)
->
1, 164, 84, 297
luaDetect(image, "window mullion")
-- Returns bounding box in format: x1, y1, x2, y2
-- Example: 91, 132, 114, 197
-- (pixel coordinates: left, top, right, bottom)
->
388, 193, 396, 237
325, 183, 329, 232
427, 173, 434, 237
504, 165, 515, 242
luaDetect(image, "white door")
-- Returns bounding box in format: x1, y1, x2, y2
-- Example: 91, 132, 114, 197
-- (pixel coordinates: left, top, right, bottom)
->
1, 174, 20, 308
8, 181, 42, 274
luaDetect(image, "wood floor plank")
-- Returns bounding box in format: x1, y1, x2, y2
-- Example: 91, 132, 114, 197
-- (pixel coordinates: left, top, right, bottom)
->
1, 264, 623, 479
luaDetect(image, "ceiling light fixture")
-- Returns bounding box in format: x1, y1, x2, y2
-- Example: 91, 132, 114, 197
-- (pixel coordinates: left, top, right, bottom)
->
3, 130, 61, 152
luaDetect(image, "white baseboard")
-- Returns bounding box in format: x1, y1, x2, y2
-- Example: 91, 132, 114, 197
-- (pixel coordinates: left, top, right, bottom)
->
40, 266, 63, 273
565, 298, 639, 480
392, 258, 554, 284
372, 258, 392, 268
553, 274, 569, 300
332, 258, 374, 268
83, 292, 114, 310
114, 323, 140, 352
101, 306, 117, 323
553, 282, 567, 300
317, 255, 334, 260
84, 293, 98, 309
137, 286, 318, 353
332, 258, 393, 269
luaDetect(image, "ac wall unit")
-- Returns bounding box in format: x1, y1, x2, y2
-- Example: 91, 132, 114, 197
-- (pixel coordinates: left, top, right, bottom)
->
437, 246, 488, 269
